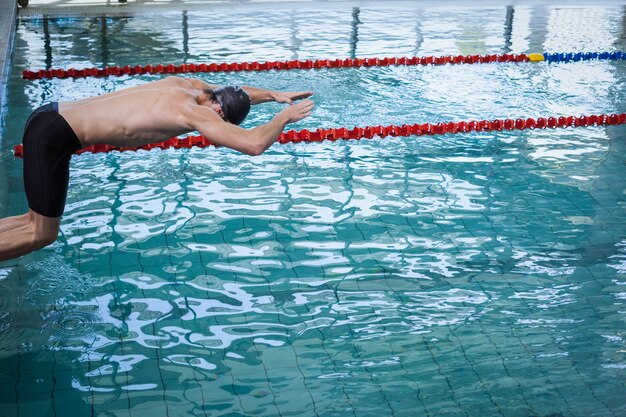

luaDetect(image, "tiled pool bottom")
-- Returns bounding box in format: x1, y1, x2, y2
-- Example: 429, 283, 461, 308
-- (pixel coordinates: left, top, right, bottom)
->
1, 268, 625, 417
0, 150, 625, 417
1, 116, 625, 417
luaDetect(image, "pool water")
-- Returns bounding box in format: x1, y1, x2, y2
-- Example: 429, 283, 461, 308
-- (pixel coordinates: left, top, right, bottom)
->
1, 4, 626, 417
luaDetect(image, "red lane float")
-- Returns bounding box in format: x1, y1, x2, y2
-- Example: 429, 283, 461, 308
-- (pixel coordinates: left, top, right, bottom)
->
13, 113, 626, 158
22, 54, 531, 80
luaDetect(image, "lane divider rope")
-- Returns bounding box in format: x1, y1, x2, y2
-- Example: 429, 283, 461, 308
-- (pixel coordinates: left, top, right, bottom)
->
13, 113, 626, 158
22, 52, 626, 80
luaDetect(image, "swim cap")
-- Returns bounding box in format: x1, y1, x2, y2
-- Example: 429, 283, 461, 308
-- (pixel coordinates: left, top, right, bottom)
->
214, 86, 251, 125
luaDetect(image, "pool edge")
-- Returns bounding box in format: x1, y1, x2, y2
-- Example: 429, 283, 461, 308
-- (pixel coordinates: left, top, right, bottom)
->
0, 0, 17, 110
0, 0, 17, 218
16, 0, 626, 19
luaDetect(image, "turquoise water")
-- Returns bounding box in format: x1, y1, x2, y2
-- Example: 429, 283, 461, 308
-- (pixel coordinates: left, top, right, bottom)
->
1, 5, 626, 417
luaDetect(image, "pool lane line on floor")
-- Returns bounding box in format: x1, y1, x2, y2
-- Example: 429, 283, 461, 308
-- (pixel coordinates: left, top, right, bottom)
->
21, 52, 626, 80
13, 113, 626, 158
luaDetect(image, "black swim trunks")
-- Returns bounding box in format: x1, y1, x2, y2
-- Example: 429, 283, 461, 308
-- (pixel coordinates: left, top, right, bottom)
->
22, 102, 82, 218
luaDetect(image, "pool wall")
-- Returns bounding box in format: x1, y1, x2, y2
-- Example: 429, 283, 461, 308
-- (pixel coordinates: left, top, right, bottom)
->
0, 0, 17, 108
0, 0, 18, 221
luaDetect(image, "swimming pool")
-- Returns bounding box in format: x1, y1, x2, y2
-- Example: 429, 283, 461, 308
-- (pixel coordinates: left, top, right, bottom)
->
1, 4, 626, 416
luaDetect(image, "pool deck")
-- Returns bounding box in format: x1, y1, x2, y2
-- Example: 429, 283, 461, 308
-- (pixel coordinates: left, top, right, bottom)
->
15, 0, 626, 18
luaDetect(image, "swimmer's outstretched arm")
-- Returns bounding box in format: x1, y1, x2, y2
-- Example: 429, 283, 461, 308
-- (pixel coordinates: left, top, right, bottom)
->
241, 87, 314, 105
183, 77, 313, 106
183, 98, 314, 156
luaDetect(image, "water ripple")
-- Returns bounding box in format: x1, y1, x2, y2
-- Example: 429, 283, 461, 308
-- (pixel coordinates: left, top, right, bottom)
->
43, 309, 102, 340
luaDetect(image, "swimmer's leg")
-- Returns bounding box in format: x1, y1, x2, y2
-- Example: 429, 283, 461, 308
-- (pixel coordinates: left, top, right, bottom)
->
0, 212, 31, 234
0, 209, 60, 261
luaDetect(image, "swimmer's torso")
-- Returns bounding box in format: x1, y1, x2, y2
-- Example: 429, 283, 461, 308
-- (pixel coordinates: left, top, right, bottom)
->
59, 77, 211, 147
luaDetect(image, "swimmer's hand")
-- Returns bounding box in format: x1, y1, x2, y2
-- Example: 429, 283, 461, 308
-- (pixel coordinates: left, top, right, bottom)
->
278, 99, 315, 124
271, 91, 314, 105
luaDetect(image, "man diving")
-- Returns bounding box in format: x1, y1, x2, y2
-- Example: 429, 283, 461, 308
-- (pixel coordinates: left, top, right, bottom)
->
0, 76, 314, 261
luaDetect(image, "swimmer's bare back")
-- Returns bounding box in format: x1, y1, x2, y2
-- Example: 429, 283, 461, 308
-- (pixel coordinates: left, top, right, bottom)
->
60, 77, 222, 147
